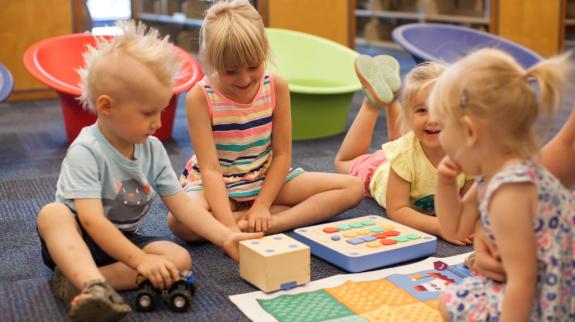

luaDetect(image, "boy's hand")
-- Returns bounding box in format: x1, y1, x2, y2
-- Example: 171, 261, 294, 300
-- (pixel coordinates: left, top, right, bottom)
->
222, 231, 264, 262
437, 156, 462, 184
246, 205, 272, 233
136, 254, 180, 290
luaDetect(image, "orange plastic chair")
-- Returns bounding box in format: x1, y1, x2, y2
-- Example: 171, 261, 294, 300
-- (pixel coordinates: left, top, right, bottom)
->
23, 33, 202, 142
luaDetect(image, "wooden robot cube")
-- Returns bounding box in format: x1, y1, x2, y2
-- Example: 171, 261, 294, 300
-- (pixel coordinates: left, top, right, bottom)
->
239, 233, 310, 293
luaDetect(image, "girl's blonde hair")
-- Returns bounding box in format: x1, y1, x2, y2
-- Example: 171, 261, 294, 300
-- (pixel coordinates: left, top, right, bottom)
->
78, 20, 179, 112
430, 48, 571, 159
200, 0, 267, 73
399, 61, 447, 133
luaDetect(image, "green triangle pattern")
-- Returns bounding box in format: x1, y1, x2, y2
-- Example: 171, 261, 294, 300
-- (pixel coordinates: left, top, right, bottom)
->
257, 289, 366, 322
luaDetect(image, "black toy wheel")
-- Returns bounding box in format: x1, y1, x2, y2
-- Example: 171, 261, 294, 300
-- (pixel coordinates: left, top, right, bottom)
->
136, 292, 155, 312
168, 290, 191, 312
135, 281, 156, 312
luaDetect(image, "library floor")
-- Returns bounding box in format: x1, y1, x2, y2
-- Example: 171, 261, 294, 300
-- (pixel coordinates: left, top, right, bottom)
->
0, 46, 570, 321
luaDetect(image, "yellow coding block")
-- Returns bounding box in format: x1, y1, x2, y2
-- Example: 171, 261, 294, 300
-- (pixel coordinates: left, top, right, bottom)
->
239, 233, 310, 293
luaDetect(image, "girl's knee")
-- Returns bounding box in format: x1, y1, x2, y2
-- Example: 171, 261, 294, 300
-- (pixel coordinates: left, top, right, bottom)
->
344, 176, 364, 204
166, 212, 179, 232
167, 213, 190, 237
334, 158, 352, 175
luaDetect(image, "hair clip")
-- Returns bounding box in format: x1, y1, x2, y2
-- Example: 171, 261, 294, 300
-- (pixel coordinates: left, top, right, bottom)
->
459, 89, 469, 108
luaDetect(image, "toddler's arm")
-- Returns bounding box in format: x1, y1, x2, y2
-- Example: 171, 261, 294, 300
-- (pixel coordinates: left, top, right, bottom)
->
75, 199, 179, 289
185, 87, 238, 230
540, 105, 575, 187
435, 156, 478, 240
473, 225, 506, 281
163, 191, 263, 261
245, 75, 292, 233
489, 183, 537, 322
386, 169, 472, 245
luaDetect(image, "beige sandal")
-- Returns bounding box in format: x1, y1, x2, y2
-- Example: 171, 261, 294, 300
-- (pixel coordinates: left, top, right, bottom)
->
52, 267, 80, 306
68, 279, 131, 322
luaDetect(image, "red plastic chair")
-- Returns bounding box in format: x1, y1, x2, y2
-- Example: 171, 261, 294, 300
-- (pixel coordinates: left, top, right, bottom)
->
23, 33, 203, 142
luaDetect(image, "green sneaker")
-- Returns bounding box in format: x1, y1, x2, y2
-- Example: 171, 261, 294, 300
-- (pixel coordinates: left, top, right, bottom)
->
354, 54, 401, 108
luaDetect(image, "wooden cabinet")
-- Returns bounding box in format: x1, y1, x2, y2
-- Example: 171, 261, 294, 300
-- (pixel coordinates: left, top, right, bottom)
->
497, 0, 563, 57
259, 0, 356, 48
131, 0, 212, 53
356, 0, 494, 49
356, 0, 564, 57
565, 0, 575, 50
0, 0, 78, 101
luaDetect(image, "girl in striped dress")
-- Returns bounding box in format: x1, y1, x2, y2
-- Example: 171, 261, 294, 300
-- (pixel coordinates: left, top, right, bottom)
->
168, 0, 363, 239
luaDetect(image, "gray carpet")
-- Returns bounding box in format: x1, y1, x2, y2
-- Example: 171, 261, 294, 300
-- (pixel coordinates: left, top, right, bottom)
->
1, 47, 569, 321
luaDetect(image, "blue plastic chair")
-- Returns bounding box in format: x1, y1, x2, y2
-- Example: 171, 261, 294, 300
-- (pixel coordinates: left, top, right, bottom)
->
392, 23, 542, 68
0, 64, 14, 102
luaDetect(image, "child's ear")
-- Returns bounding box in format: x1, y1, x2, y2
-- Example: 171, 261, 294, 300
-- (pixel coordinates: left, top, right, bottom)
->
95, 95, 113, 116
461, 115, 479, 147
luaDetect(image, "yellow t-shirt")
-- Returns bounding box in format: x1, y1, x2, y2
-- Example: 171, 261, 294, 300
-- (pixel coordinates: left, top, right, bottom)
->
369, 131, 468, 210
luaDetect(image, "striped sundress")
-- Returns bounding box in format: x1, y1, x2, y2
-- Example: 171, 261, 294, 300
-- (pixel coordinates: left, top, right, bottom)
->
180, 72, 304, 201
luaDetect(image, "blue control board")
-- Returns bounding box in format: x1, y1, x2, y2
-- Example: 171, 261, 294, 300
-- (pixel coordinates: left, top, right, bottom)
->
293, 215, 436, 272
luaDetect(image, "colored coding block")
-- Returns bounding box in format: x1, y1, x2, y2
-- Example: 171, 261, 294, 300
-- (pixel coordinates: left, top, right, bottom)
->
240, 234, 310, 292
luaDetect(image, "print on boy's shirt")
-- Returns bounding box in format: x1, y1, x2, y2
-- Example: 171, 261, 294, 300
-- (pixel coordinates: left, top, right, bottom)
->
102, 179, 153, 231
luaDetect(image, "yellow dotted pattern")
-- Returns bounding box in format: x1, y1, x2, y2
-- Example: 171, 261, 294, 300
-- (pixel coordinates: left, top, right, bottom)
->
359, 303, 441, 322
423, 299, 439, 310
324, 279, 418, 314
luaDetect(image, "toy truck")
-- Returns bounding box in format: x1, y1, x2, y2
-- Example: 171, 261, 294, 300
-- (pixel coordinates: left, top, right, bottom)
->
135, 271, 195, 312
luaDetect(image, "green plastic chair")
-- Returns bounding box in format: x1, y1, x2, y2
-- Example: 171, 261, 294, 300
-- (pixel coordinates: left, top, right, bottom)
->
265, 28, 361, 140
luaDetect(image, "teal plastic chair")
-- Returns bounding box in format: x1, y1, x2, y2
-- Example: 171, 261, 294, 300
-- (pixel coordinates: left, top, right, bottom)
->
265, 28, 361, 140
0, 64, 14, 102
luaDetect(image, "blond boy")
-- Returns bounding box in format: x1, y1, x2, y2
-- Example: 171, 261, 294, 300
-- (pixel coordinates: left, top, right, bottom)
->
36, 21, 261, 322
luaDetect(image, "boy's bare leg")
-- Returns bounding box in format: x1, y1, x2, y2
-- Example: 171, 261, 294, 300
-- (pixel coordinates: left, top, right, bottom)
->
99, 241, 191, 290
37, 203, 104, 290
39, 203, 192, 291
334, 99, 401, 174
258, 172, 363, 234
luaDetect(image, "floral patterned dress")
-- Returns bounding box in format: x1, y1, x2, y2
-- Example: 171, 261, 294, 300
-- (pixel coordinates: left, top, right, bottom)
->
444, 161, 575, 321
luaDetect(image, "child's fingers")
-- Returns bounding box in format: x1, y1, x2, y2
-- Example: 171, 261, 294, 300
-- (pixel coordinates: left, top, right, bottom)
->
448, 238, 465, 246
151, 271, 164, 289
438, 162, 459, 177
248, 218, 256, 233
255, 218, 262, 232
168, 263, 180, 282
159, 266, 173, 289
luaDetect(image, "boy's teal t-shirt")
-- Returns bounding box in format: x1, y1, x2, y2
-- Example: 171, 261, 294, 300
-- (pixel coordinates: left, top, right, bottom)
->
55, 123, 181, 232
